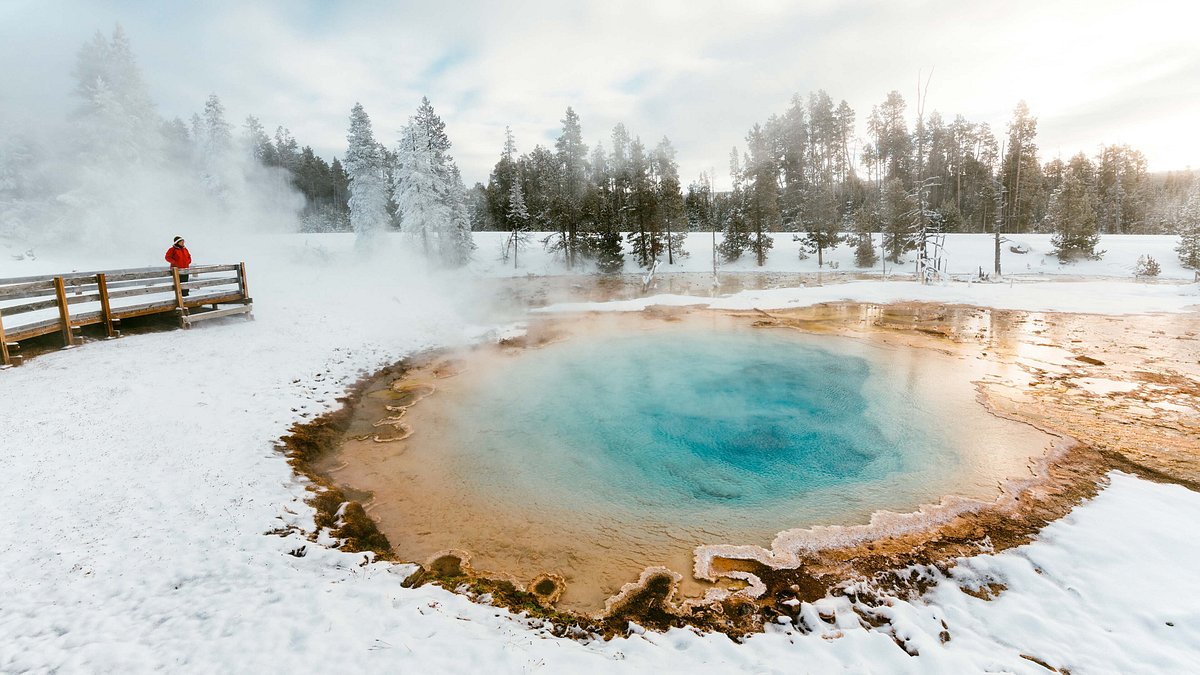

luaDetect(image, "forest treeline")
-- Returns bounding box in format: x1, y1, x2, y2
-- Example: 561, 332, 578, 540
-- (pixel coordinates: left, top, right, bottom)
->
2, 26, 1198, 271
291, 90, 1200, 270
463, 94, 1200, 269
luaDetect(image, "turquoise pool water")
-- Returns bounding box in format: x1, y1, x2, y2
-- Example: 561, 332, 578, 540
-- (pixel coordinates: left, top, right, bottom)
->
465, 331, 907, 506
433, 325, 1030, 530
363, 321, 1049, 610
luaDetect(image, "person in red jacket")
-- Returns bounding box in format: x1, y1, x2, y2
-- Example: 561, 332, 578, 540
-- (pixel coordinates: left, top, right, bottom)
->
165, 235, 192, 296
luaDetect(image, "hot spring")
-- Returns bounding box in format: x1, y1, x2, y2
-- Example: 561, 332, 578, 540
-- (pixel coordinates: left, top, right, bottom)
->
327, 312, 1052, 613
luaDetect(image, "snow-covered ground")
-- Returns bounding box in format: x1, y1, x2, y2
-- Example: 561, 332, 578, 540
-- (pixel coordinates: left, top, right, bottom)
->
2, 232, 1199, 673
468, 231, 1200, 281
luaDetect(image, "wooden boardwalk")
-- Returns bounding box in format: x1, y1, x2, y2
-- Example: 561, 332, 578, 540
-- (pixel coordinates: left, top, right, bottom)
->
0, 263, 252, 366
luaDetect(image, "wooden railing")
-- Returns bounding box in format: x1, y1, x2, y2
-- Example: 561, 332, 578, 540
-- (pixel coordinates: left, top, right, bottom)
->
0, 262, 252, 366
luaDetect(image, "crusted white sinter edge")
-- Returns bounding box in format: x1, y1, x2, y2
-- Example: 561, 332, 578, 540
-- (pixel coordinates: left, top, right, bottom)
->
693, 435, 1077, 586
602, 566, 683, 617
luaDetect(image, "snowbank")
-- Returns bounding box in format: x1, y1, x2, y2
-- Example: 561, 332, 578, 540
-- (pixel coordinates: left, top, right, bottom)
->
464, 231, 1199, 281
2, 233, 1199, 672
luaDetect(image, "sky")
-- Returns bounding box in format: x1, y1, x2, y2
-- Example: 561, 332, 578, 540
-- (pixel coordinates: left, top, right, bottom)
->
1, 0, 1196, 190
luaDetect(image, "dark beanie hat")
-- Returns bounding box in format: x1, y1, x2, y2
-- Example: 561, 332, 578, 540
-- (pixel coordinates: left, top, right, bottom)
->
173, 236, 184, 244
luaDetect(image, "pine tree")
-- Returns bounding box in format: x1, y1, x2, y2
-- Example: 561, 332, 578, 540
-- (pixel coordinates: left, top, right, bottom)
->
506, 178, 531, 267
1001, 101, 1043, 233
72, 25, 159, 143
584, 141, 624, 273
868, 91, 912, 186
273, 127, 300, 172
414, 96, 450, 155
799, 187, 841, 266
328, 157, 351, 231
1049, 153, 1103, 262
66, 26, 164, 243
609, 124, 632, 237
624, 138, 660, 268
719, 146, 751, 261
853, 205, 878, 268
881, 177, 917, 263
1096, 144, 1149, 234
486, 126, 520, 231
242, 115, 273, 163
521, 145, 560, 232
344, 103, 389, 250
744, 125, 779, 266
440, 164, 476, 267
394, 97, 473, 264
197, 94, 234, 197
466, 182, 493, 232
684, 174, 714, 232
654, 137, 688, 264
1175, 183, 1200, 270
394, 121, 445, 255
552, 107, 588, 267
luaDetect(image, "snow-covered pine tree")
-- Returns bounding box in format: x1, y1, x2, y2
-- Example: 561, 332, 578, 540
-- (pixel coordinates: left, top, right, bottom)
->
506, 178, 531, 268
394, 121, 446, 255
1049, 153, 1104, 262
392, 97, 474, 265
73, 25, 160, 146
65, 26, 166, 244
414, 96, 450, 156
1134, 254, 1161, 278
198, 94, 234, 199
1177, 183, 1200, 270
439, 164, 476, 267
344, 103, 389, 251
242, 115, 273, 164
486, 126, 520, 231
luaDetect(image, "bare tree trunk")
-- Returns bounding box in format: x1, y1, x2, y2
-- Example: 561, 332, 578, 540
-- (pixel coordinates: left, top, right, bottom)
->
1012, 143, 1023, 233
667, 215, 674, 265
994, 175, 1004, 277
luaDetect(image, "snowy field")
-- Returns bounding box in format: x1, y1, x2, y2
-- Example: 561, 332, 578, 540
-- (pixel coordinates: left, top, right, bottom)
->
2, 232, 1199, 673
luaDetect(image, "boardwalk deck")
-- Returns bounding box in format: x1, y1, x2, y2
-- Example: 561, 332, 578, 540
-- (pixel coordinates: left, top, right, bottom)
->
0, 262, 252, 366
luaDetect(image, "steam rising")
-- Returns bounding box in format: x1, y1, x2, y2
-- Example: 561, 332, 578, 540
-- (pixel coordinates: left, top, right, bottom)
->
0, 26, 303, 255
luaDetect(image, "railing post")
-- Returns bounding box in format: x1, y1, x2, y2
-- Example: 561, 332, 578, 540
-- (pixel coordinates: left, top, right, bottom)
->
171, 267, 185, 309
0, 309, 10, 366
171, 267, 188, 328
53, 276, 75, 347
96, 273, 116, 338
238, 261, 249, 300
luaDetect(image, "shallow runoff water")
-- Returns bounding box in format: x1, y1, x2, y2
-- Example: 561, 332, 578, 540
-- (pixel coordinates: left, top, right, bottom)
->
336, 316, 1051, 612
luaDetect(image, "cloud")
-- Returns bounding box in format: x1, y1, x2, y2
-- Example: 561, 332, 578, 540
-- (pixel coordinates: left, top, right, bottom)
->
1, 0, 1196, 196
